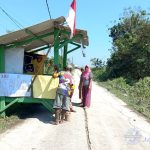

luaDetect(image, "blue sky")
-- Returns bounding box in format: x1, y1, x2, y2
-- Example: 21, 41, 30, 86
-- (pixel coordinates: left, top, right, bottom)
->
0, 0, 150, 67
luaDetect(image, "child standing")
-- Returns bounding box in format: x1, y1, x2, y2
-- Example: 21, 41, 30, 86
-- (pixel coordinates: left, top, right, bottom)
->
53, 71, 71, 125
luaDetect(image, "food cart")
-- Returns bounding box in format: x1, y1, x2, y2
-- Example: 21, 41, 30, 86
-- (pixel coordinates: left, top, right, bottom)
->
0, 16, 89, 117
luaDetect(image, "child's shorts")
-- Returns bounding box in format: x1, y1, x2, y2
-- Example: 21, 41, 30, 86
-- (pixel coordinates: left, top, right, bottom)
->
53, 93, 70, 111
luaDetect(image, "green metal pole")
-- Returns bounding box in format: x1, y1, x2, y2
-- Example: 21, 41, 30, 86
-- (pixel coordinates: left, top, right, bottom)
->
63, 45, 68, 68
0, 46, 5, 117
0, 97, 6, 117
6, 32, 54, 49
26, 45, 50, 53
0, 45, 5, 73
54, 29, 60, 66
0, 98, 19, 114
58, 34, 83, 50
67, 45, 81, 54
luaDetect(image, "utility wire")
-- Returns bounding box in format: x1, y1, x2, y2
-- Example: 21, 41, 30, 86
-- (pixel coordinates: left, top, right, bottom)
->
0, 6, 24, 30
46, 0, 52, 19
0, 5, 50, 45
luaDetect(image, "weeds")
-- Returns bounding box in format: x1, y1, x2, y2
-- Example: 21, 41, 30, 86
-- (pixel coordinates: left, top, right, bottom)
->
96, 76, 150, 119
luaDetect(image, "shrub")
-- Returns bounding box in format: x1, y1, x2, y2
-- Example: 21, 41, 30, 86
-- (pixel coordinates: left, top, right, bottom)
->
129, 77, 150, 104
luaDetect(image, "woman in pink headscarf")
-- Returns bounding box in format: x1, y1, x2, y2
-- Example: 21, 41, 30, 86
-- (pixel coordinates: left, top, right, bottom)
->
80, 65, 93, 108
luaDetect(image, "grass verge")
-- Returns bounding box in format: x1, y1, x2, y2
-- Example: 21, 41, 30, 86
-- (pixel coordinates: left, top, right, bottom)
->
98, 81, 150, 120
0, 115, 20, 134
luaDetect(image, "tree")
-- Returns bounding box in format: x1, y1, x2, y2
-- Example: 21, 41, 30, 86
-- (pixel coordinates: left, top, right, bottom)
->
107, 8, 150, 80
90, 58, 103, 68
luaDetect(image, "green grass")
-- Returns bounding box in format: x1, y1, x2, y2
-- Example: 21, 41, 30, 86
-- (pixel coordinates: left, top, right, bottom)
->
0, 115, 20, 133
98, 81, 150, 120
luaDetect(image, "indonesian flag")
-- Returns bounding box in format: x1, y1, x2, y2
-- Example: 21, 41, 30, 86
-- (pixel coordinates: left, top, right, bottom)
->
66, 0, 76, 38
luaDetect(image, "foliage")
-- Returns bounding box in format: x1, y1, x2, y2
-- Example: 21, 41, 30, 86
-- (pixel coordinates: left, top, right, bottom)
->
104, 77, 131, 95
0, 116, 19, 133
44, 55, 66, 74
90, 58, 103, 68
44, 57, 54, 75
92, 67, 108, 81
91, 58, 108, 81
97, 77, 150, 119
107, 8, 150, 80
91, 8, 150, 119
129, 77, 150, 104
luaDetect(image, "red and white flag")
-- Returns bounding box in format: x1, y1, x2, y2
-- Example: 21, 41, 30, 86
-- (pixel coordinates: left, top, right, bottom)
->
66, 0, 76, 38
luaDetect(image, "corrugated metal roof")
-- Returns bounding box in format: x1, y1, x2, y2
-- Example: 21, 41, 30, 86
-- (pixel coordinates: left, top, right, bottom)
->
0, 16, 88, 50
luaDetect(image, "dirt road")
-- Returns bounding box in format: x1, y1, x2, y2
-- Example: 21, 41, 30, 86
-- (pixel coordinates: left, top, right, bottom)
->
0, 69, 150, 150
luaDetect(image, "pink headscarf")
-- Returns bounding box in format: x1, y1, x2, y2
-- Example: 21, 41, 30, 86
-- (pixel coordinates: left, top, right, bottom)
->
82, 65, 91, 79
